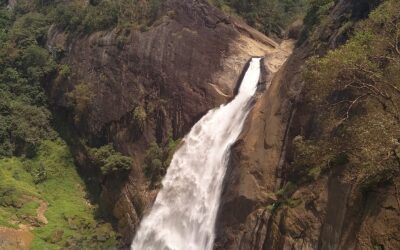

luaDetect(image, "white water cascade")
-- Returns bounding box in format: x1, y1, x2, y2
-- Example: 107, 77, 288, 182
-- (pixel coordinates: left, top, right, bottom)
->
131, 58, 262, 250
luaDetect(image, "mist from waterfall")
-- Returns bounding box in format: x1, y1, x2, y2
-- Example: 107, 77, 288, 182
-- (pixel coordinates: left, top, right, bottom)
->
131, 58, 262, 250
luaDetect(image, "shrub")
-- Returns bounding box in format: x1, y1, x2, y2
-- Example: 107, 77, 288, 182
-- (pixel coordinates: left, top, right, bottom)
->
10, 12, 49, 47
132, 106, 147, 131
82, 1, 118, 33
297, 0, 334, 44
67, 82, 95, 124
143, 135, 181, 187
88, 144, 133, 175
58, 64, 71, 78
101, 154, 132, 175
31, 163, 47, 184
143, 143, 164, 185
52, 4, 84, 32
21, 45, 57, 81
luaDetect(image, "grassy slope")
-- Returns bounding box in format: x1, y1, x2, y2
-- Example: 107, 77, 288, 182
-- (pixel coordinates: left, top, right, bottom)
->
0, 140, 118, 249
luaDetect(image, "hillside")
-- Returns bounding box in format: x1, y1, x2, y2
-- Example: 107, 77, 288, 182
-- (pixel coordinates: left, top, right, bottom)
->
215, 0, 400, 249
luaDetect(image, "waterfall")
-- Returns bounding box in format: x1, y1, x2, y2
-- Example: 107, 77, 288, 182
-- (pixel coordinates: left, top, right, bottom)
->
131, 58, 262, 250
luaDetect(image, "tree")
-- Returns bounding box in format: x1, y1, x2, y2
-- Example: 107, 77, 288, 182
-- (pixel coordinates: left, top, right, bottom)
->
67, 82, 95, 125
132, 106, 147, 131
295, 0, 400, 189
88, 144, 133, 175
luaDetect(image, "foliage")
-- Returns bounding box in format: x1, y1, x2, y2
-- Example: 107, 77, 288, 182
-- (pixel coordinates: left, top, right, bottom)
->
52, 3, 85, 32
144, 135, 180, 187
88, 144, 132, 175
297, 0, 334, 43
67, 82, 95, 125
0, 8, 57, 158
51, 0, 164, 33
0, 4, 120, 248
10, 12, 49, 47
82, 0, 118, 32
210, 0, 307, 37
132, 105, 147, 131
58, 64, 71, 78
0, 140, 119, 249
266, 181, 301, 213
293, 0, 400, 189
144, 142, 164, 185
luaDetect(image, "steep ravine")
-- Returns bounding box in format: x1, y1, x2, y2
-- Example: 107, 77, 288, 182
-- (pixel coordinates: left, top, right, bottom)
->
45, 0, 278, 246
44, 0, 400, 249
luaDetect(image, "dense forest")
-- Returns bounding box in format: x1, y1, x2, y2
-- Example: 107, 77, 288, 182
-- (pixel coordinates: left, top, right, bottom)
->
293, 0, 400, 190
0, 0, 136, 248
209, 0, 307, 37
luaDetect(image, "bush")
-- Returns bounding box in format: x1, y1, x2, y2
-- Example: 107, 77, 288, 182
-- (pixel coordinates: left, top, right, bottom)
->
10, 12, 49, 47
297, 0, 334, 44
58, 64, 71, 78
101, 154, 132, 175
67, 82, 95, 124
143, 143, 164, 185
52, 4, 84, 32
31, 163, 47, 184
88, 144, 133, 175
132, 106, 147, 131
143, 135, 181, 187
82, 1, 118, 33
21, 45, 57, 81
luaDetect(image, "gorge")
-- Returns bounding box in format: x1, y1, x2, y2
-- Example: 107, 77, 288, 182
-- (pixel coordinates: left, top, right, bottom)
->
131, 58, 263, 249
0, 0, 399, 249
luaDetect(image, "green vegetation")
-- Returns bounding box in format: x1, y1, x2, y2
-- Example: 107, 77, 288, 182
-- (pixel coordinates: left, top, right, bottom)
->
209, 0, 307, 37
267, 181, 301, 213
58, 64, 71, 79
297, 0, 334, 43
0, 140, 118, 249
52, 0, 163, 33
66, 82, 95, 125
88, 144, 133, 175
144, 135, 181, 187
292, 0, 400, 190
132, 105, 147, 131
0, 1, 120, 248
0, 6, 56, 158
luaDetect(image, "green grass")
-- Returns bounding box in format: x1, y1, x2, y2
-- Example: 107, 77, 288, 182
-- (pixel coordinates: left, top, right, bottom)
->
16, 200, 40, 218
0, 140, 118, 249
0, 209, 18, 228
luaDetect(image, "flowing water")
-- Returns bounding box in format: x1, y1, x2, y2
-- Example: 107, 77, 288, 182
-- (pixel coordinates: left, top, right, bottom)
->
131, 58, 262, 250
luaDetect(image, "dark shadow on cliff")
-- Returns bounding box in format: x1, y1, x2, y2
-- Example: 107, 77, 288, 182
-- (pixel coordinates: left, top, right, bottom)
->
51, 107, 124, 228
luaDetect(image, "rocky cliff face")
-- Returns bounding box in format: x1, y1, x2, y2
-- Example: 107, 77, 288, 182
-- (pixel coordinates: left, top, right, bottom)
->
44, 0, 399, 248
215, 39, 305, 250
46, 0, 278, 246
215, 0, 400, 249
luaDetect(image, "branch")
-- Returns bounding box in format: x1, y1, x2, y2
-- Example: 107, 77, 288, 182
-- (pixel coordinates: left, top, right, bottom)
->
339, 94, 369, 123
388, 83, 400, 95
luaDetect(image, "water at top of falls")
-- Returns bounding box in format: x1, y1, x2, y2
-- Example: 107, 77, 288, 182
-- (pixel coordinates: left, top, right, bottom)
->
131, 58, 262, 250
